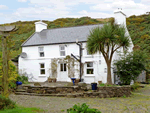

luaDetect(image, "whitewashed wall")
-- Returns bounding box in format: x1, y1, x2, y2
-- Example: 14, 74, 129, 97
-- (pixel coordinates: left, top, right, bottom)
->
19, 42, 118, 83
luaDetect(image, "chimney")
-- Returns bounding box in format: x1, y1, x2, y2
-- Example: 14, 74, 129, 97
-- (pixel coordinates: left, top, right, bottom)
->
34, 20, 47, 32
114, 8, 126, 27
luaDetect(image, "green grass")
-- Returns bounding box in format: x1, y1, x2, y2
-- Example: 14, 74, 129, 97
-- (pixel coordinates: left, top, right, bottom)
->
0, 107, 45, 113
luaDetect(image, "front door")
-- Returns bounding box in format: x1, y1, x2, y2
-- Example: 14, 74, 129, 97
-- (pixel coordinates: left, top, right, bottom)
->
59, 63, 68, 81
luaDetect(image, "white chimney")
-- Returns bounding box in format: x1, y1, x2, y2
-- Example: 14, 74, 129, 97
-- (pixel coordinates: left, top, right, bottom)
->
34, 20, 47, 32
114, 8, 126, 27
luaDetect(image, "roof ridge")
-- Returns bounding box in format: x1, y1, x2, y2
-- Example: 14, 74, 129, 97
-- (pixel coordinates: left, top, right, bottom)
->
41, 24, 103, 32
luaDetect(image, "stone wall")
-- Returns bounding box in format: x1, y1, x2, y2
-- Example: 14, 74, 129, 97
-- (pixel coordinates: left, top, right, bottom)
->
20, 85, 131, 98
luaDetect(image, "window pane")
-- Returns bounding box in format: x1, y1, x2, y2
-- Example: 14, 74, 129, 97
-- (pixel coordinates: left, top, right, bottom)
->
41, 69, 45, 74
87, 62, 93, 67
40, 52, 44, 57
60, 46, 65, 50
39, 47, 43, 52
60, 64, 63, 71
87, 50, 91, 55
40, 64, 44, 68
104, 68, 107, 73
64, 63, 66, 71
60, 51, 65, 56
87, 69, 94, 74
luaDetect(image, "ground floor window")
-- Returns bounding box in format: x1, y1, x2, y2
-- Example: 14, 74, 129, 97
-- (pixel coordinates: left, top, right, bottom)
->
60, 63, 67, 72
86, 62, 94, 74
104, 68, 107, 73
40, 63, 45, 74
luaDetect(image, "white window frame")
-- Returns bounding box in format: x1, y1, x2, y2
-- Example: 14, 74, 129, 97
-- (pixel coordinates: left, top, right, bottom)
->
40, 63, 45, 75
59, 45, 66, 56
60, 63, 67, 72
38, 47, 44, 57
86, 62, 94, 74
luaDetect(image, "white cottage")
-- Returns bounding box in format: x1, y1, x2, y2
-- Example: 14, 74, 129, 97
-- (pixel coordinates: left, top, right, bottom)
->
18, 9, 134, 84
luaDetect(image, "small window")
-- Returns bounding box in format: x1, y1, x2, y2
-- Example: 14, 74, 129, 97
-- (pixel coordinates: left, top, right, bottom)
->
104, 68, 107, 73
60, 45, 65, 56
60, 63, 67, 72
86, 62, 94, 74
87, 50, 91, 55
40, 63, 45, 74
38, 47, 44, 57
99, 60, 101, 64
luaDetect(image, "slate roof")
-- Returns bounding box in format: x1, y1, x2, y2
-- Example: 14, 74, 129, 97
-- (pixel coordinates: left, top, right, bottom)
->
22, 24, 103, 47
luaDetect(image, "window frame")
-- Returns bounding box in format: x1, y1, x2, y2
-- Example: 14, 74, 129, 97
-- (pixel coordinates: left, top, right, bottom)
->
60, 63, 67, 72
59, 45, 66, 56
40, 63, 45, 75
104, 68, 107, 73
86, 62, 94, 74
38, 47, 44, 57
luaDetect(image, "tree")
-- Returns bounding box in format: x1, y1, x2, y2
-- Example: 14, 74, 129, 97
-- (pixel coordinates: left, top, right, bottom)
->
87, 23, 130, 84
113, 50, 147, 85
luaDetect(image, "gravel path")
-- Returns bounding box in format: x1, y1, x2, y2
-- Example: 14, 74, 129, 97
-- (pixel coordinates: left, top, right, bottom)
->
9, 85, 150, 113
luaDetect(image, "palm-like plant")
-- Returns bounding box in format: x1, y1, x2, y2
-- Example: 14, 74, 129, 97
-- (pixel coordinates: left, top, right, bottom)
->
87, 23, 130, 84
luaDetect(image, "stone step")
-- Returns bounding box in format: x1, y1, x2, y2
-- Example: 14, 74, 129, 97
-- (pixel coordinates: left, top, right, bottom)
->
15, 92, 67, 97
16, 89, 27, 92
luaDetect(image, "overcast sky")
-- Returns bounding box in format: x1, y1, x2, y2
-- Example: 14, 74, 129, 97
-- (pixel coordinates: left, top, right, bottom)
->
0, 0, 150, 24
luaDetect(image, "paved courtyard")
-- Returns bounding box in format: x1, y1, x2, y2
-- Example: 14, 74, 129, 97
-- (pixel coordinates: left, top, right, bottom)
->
9, 85, 150, 113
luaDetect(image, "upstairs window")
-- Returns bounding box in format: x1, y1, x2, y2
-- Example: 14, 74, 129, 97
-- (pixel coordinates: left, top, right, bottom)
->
60, 45, 65, 56
86, 62, 94, 74
38, 47, 44, 57
40, 63, 45, 74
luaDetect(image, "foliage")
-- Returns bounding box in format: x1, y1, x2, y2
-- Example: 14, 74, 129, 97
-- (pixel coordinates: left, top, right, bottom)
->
0, 107, 44, 113
87, 23, 130, 84
0, 52, 19, 89
127, 13, 150, 77
99, 83, 118, 87
0, 95, 16, 110
67, 103, 101, 113
131, 82, 140, 91
16, 75, 28, 84
114, 50, 147, 85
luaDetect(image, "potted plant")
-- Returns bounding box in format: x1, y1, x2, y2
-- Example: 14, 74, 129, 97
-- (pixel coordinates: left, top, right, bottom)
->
16, 76, 22, 86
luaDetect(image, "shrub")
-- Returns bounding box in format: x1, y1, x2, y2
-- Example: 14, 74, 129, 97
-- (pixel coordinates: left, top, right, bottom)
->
131, 82, 140, 91
67, 103, 101, 113
114, 50, 147, 85
0, 95, 16, 110
16, 75, 28, 84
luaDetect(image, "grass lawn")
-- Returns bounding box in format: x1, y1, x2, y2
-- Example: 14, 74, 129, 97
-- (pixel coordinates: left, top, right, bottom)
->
0, 107, 45, 113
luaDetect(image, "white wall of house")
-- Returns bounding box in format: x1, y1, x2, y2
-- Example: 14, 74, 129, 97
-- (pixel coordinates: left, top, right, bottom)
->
19, 42, 118, 83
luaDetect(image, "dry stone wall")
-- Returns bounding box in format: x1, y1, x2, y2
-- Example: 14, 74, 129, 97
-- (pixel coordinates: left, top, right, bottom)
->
20, 85, 131, 98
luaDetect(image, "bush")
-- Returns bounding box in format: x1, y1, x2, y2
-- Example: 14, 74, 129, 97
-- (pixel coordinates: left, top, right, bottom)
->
0, 95, 16, 110
67, 103, 101, 113
16, 75, 28, 84
131, 83, 140, 91
114, 50, 147, 85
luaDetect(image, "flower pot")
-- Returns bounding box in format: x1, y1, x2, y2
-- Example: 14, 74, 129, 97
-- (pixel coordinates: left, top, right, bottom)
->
48, 78, 52, 83
71, 78, 76, 86
91, 83, 97, 90
16, 81, 22, 85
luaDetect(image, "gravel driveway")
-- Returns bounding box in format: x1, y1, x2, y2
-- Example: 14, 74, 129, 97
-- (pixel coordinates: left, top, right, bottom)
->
9, 85, 150, 113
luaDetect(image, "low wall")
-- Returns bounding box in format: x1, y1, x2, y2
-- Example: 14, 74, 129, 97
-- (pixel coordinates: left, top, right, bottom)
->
20, 85, 131, 98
